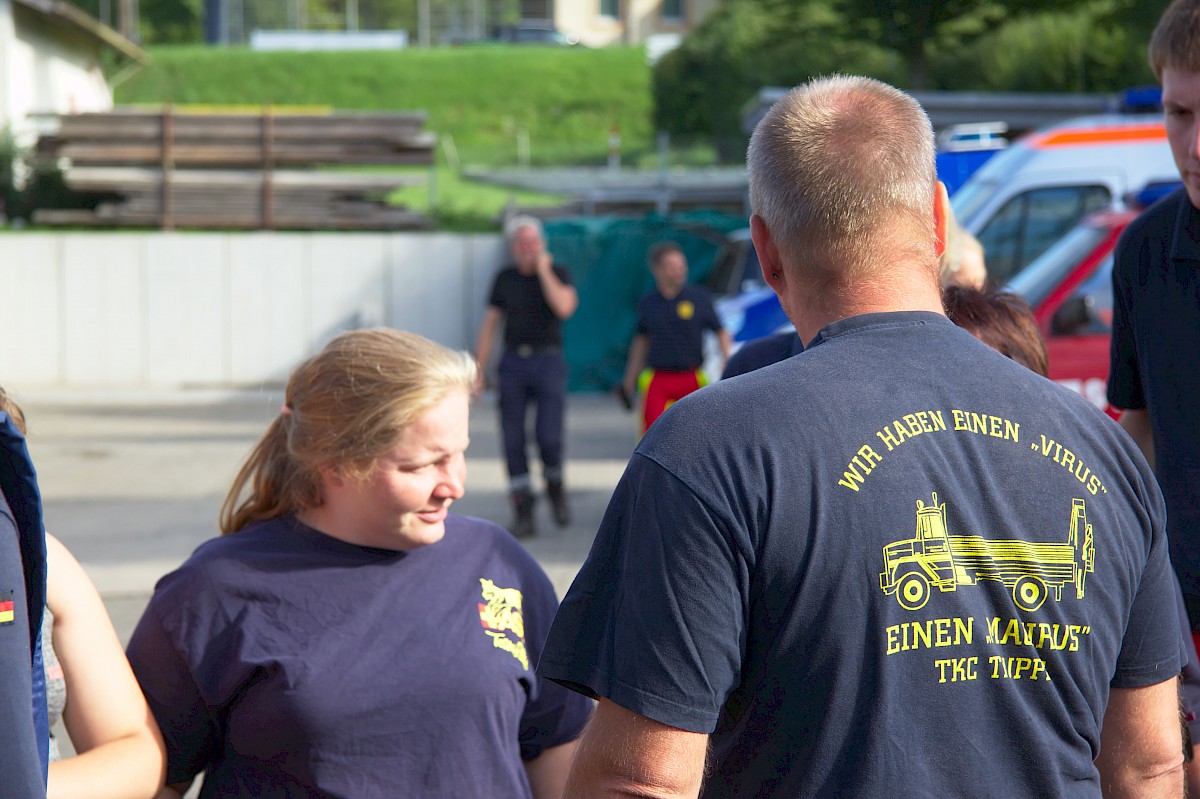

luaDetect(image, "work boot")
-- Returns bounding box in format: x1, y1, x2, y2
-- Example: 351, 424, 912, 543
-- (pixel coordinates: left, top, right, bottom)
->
510, 491, 536, 539
547, 480, 570, 527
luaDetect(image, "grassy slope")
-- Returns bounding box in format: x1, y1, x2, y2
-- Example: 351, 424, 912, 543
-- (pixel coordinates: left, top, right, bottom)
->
116, 45, 655, 168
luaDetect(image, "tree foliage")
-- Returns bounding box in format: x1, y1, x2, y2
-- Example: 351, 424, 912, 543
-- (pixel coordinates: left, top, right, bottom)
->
653, 0, 898, 161
827, 0, 1093, 88
654, 0, 1174, 154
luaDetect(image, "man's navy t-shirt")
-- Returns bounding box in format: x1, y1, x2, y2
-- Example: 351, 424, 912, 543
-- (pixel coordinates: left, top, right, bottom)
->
541, 311, 1181, 797
635, 284, 722, 371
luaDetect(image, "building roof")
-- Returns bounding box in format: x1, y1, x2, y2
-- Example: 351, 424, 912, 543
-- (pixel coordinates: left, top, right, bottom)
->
12, 0, 147, 62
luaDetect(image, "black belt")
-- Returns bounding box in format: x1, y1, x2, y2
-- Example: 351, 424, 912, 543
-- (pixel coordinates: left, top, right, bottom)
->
649, 365, 702, 373
511, 344, 562, 358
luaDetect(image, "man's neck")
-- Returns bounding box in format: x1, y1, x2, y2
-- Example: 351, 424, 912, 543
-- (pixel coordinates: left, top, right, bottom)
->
791, 275, 945, 345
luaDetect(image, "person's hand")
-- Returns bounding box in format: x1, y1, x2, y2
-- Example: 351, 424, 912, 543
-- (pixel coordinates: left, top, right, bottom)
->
614, 382, 634, 412
536, 250, 553, 276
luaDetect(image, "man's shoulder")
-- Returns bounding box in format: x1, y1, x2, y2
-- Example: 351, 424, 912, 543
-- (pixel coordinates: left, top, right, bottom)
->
722, 333, 802, 378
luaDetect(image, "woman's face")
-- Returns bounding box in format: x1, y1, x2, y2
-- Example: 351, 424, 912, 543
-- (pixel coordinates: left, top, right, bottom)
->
314, 390, 470, 551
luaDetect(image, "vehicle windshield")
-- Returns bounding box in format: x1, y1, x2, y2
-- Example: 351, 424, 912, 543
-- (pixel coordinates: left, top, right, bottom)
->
1005, 222, 1110, 308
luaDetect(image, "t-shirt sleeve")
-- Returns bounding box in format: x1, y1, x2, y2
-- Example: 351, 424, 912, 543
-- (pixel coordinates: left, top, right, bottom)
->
517, 556, 593, 760
1112, 488, 1186, 688
698, 290, 723, 332
126, 577, 223, 784
634, 294, 651, 337
487, 271, 506, 310
1106, 233, 1145, 411
537, 454, 750, 734
552, 264, 573, 286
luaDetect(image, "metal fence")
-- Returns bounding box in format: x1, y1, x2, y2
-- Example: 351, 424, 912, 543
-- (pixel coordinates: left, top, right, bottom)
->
205, 0, 533, 47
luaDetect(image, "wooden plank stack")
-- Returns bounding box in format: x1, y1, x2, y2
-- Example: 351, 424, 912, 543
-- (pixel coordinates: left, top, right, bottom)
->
32, 108, 436, 230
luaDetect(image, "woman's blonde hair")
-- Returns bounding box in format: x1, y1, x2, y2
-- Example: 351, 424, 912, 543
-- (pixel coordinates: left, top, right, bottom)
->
219, 328, 476, 534
0, 386, 26, 434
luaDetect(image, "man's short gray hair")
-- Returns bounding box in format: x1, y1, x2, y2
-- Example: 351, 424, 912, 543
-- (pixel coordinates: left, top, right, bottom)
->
505, 214, 545, 241
746, 75, 937, 277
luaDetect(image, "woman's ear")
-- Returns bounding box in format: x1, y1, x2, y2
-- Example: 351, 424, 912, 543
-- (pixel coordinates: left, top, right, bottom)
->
317, 462, 348, 489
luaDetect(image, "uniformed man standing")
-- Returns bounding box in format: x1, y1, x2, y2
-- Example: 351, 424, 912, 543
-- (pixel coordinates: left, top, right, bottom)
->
621, 241, 731, 435
475, 216, 578, 539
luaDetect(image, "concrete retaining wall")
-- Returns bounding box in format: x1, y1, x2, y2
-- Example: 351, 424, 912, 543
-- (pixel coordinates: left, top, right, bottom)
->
0, 231, 506, 387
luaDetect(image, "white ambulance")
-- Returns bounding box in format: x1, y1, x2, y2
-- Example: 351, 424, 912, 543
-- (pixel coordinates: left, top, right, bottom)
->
952, 113, 1180, 285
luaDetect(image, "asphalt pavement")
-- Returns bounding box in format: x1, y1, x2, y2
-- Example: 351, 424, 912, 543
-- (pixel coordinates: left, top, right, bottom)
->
19, 387, 640, 647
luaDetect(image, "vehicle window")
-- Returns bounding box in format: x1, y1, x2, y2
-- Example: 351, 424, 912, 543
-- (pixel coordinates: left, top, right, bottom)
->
704, 244, 738, 296
977, 185, 1110, 285
977, 193, 1025, 283
1050, 253, 1114, 337
1005, 224, 1109, 309
739, 243, 763, 292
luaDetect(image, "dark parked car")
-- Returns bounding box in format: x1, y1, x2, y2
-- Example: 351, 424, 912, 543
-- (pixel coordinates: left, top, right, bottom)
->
494, 24, 579, 45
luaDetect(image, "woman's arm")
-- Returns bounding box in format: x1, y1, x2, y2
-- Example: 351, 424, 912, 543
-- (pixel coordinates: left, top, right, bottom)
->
46, 534, 167, 799
524, 740, 578, 799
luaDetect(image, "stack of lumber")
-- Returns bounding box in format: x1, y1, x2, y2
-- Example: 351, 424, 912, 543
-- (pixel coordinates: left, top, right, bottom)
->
32, 108, 436, 230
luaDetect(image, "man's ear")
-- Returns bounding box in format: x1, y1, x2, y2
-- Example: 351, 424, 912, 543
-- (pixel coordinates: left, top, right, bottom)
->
933, 181, 950, 260
751, 214, 785, 293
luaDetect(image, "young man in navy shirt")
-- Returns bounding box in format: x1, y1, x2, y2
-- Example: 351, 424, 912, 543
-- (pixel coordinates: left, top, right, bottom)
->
1109, 0, 1200, 783
621, 241, 730, 435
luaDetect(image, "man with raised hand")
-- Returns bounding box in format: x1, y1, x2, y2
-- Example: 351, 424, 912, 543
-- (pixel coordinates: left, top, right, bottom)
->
475, 215, 578, 539
539, 75, 1184, 797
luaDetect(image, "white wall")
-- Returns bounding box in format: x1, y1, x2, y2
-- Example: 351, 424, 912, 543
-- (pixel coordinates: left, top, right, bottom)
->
1, 1, 114, 143
0, 231, 507, 388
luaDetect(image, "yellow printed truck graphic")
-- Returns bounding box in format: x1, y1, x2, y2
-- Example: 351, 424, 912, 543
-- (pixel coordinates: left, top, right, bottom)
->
879, 494, 1095, 612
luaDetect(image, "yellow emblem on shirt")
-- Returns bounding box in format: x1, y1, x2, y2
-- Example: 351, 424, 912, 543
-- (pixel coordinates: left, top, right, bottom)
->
477, 578, 529, 669
676, 300, 695, 320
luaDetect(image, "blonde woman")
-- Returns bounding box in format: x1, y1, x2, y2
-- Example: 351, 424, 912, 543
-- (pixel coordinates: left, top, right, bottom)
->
127, 329, 590, 798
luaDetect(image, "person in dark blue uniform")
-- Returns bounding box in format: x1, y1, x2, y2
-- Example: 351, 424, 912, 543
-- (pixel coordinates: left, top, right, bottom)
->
720, 330, 804, 379
0, 395, 50, 797
475, 216, 578, 539
621, 241, 730, 434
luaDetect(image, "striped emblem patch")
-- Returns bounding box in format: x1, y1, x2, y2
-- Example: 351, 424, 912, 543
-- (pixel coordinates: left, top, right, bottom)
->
0, 590, 14, 624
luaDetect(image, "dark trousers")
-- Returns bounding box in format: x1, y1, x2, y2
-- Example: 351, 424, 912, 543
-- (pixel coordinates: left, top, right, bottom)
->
498, 350, 567, 488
